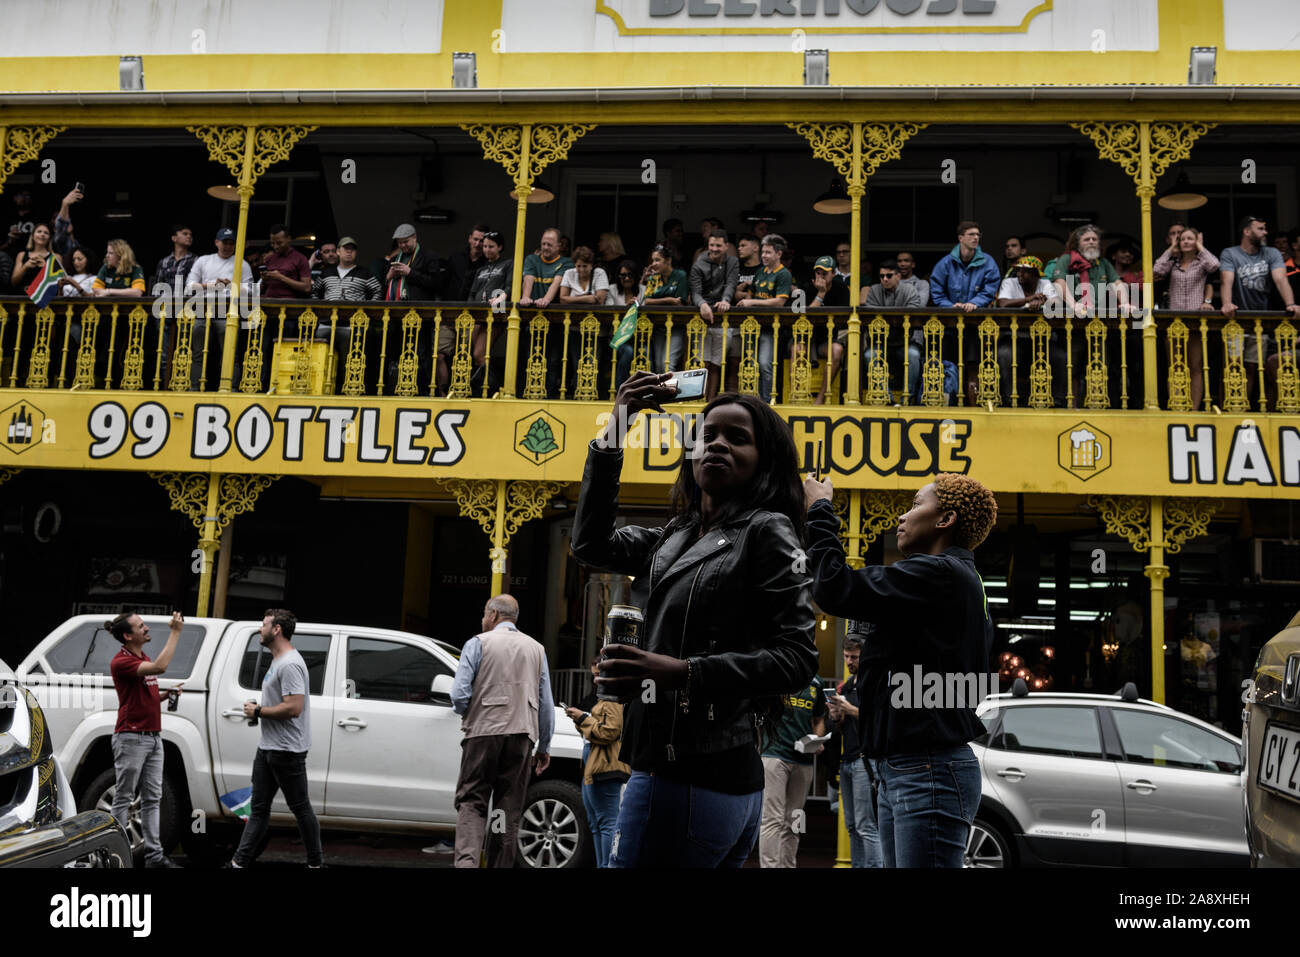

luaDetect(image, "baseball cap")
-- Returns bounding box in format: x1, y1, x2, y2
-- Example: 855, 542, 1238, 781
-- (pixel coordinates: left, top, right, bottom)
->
392, 224, 416, 240
337, 236, 358, 248
813, 255, 835, 272
215, 227, 235, 241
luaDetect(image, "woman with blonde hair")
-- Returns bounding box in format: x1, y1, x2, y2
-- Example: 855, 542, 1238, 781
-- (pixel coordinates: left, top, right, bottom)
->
93, 239, 146, 298
597, 232, 626, 279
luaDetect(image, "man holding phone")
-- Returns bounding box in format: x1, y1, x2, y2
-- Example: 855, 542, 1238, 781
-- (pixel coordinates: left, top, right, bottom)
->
106, 610, 186, 868
826, 631, 880, 867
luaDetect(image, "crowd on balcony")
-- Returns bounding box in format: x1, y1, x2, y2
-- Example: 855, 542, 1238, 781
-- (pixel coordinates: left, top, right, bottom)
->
3, 185, 1299, 406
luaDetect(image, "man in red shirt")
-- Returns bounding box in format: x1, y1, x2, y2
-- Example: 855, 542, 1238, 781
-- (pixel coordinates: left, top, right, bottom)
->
108, 610, 185, 868
261, 224, 312, 299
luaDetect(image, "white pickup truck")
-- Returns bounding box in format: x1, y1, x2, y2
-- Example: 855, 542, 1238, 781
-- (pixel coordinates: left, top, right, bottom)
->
14, 615, 591, 868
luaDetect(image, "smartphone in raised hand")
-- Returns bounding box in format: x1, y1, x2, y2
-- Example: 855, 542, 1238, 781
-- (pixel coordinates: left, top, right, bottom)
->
659, 368, 707, 403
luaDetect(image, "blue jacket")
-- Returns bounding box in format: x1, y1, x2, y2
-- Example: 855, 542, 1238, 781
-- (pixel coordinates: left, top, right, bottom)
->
929, 245, 1001, 308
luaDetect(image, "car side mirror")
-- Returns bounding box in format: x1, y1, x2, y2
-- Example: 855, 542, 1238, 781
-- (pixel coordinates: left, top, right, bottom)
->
431, 673, 453, 703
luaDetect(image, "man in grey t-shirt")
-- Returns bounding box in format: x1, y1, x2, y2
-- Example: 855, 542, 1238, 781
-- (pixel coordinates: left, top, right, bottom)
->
228, 608, 323, 868
1219, 216, 1300, 375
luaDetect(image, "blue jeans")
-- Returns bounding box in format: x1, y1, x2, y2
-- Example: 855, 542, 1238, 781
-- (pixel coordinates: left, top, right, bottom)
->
582, 778, 624, 867
865, 343, 923, 402
608, 771, 762, 868
841, 759, 881, 868
866, 744, 980, 868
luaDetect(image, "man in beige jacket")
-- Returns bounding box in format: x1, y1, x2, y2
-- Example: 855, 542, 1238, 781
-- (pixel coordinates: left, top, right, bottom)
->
450, 594, 554, 867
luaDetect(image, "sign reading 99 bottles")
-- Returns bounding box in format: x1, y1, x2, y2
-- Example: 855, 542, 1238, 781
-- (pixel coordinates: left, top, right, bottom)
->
1, 393, 1299, 499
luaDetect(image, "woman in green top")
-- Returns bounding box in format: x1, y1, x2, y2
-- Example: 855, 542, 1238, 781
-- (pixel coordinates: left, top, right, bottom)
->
642, 243, 690, 373
93, 239, 146, 298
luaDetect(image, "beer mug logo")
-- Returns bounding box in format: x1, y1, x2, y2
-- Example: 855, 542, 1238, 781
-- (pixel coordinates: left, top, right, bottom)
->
1069, 428, 1102, 469
1058, 422, 1112, 481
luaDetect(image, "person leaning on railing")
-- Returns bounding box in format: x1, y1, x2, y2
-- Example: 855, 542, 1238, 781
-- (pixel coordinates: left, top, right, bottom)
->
92, 239, 145, 299
690, 229, 740, 401
454, 230, 512, 397
929, 221, 1001, 407
641, 242, 690, 375
1218, 215, 1300, 409
854, 259, 924, 406
994, 255, 1066, 407
1152, 227, 1217, 410
732, 234, 790, 401
1050, 224, 1135, 405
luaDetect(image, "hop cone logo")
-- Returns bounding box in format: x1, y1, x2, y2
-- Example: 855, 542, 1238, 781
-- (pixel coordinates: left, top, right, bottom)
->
520, 417, 559, 460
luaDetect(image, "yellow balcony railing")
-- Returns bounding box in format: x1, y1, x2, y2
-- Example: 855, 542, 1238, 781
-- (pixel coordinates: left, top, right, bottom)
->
0, 297, 1294, 414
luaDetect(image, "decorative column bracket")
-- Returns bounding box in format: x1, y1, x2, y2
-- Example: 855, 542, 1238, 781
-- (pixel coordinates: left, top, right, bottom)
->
1086, 494, 1218, 554
150, 472, 281, 533
187, 125, 318, 185
0, 468, 20, 487
1071, 121, 1217, 192
832, 488, 912, 564
787, 121, 927, 187
0, 126, 66, 194
440, 478, 564, 586
461, 123, 596, 192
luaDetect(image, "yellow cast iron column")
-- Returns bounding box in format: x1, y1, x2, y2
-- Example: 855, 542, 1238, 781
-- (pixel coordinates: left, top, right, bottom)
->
150, 472, 280, 616
1071, 121, 1215, 410
507, 129, 532, 399
1137, 124, 1159, 410
788, 122, 926, 405
846, 124, 864, 405
461, 124, 596, 397
188, 125, 318, 391
1145, 496, 1168, 702
1087, 495, 1217, 704
196, 476, 222, 616
0, 126, 66, 195
492, 479, 509, 595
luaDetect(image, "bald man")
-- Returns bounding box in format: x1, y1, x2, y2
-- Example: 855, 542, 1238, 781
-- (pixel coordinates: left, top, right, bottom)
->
450, 594, 554, 867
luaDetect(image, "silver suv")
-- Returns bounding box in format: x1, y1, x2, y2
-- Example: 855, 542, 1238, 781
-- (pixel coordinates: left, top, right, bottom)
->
965, 682, 1247, 867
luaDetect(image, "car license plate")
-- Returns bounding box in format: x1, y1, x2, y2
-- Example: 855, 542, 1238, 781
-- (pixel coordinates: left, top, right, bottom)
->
1259, 723, 1300, 801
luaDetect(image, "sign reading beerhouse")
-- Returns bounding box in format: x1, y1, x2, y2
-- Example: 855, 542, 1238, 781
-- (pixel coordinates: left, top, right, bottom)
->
2, 393, 1298, 500
618, 0, 1048, 32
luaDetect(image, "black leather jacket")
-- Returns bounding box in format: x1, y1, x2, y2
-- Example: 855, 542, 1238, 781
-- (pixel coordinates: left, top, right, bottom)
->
571, 441, 818, 773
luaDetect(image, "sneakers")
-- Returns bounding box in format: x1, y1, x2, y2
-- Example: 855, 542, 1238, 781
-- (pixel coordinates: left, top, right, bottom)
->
145, 856, 181, 869
221, 859, 243, 868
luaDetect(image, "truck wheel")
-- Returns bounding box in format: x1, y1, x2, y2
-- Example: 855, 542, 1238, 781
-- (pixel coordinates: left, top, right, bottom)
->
517, 780, 593, 869
81, 767, 183, 864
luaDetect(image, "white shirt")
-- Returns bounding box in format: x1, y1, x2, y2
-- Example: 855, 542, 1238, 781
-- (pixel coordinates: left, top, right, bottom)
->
186, 253, 254, 291
62, 273, 95, 296
997, 276, 1059, 302
560, 267, 609, 299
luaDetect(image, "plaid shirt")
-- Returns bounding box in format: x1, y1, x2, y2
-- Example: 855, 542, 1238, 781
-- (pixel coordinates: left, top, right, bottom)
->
152, 252, 197, 293
1152, 248, 1218, 312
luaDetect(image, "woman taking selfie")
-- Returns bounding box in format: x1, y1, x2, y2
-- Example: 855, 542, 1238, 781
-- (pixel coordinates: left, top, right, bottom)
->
571, 375, 818, 867
802, 471, 998, 868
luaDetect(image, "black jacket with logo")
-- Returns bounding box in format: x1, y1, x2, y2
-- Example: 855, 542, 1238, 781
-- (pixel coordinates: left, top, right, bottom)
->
805, 499, 992, 759
570, 441, 818, 778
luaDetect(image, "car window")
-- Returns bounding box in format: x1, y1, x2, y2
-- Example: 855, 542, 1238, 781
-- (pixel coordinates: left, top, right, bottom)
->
238, 633, 331, 695
346, 637, 453, 704
1112, 710, 1242, 773
996, 706, 1104, 759
973, 708, 999, 746
45, 621, 205, 679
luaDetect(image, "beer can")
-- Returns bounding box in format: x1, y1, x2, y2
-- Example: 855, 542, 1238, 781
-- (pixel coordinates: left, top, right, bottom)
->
598, 605, 644, 702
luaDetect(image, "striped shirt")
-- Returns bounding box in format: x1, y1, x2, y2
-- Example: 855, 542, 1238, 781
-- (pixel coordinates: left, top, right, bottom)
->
313, 265, 381, 301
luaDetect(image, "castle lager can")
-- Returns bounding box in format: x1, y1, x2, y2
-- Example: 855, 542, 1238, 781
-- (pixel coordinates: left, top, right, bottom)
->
598, 605, 645, 702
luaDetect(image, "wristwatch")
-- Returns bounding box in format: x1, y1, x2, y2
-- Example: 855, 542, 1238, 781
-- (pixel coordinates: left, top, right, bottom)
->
254, 706, 263, 720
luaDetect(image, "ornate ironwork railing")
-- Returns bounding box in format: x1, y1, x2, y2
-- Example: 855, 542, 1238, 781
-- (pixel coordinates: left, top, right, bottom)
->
0, 297, 1294, 413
